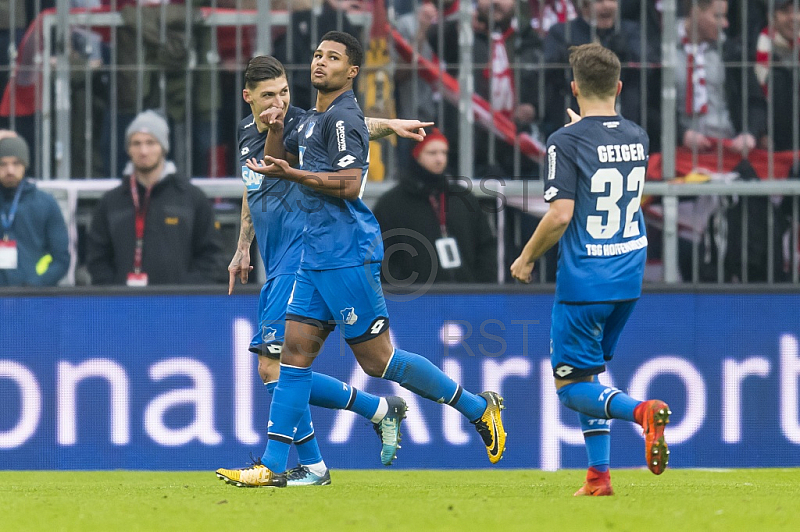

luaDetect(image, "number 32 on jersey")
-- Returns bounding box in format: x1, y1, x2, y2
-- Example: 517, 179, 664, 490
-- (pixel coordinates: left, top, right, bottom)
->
586, 167, 645, 240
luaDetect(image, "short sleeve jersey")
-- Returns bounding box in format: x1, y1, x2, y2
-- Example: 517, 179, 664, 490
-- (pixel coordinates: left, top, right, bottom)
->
283, 90, 382, 269
237, 105, 306, 279
545, 115, 649, 303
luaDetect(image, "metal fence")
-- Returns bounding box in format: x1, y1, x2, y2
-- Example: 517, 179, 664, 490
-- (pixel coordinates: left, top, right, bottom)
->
2, 0, 800, 285
37, 177, 800, 285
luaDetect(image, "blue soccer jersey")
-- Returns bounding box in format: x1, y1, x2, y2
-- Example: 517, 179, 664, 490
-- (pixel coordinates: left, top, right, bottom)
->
545, 115, 649, 303
237, 106, 307, 279
284, 90, 383, 269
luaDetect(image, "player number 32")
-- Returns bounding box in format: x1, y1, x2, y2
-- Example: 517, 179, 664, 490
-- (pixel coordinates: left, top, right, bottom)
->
586, 166, 645, 240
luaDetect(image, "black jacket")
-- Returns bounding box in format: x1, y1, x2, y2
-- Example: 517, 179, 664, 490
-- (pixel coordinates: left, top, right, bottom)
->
759, 54, 796, 152
87, 170, 224, 285
373, 162, 497, 285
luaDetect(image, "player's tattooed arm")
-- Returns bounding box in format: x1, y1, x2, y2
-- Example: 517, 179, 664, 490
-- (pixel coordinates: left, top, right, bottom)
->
228, 189, 254, 294
238, 191, 255, 247
365, 118, 434, 142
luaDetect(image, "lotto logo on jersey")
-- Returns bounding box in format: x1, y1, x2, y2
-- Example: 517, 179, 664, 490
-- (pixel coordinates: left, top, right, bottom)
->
544, 186, 559, 201
337, 154, 357, 168
336, 120, 347, 151
241, 166, 263, 190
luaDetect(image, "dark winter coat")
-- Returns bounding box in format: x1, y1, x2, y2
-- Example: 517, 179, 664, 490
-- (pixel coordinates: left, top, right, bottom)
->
87, 170, 224, 285
0, 180, 70, 287
373, 161, 497, 285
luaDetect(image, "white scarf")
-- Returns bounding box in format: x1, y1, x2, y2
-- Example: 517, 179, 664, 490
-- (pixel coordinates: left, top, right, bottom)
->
679, 20, 709, 116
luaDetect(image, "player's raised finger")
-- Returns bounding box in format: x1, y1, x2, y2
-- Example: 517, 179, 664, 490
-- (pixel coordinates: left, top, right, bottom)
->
566, 108, 581, 126
228, 269, 236, 295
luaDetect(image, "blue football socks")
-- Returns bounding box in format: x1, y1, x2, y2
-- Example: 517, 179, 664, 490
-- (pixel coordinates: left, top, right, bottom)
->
556, 379, 639, 422
579, 413, 610, 471
266, 381, 323, 467
262, 364, 312, 473
293, 407, 324, 467
382, 348, 486, 422
309, 372, 382, 420
606, 392, 640, 423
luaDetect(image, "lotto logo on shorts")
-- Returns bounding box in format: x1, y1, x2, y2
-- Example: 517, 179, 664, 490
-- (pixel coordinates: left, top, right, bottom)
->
369, 318, 386, 335
555, 364, 574, 378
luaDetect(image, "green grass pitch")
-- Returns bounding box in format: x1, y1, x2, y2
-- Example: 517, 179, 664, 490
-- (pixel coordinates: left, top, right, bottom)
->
2, 469, 798, 531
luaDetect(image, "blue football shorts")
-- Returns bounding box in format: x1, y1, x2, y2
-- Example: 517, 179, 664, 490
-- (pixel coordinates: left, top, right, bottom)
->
550, 300, 637, 380
249, 273, 296, 359
285, 262, 390, 344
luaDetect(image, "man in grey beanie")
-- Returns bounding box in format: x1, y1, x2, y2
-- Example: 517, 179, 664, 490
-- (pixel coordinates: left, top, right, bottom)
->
0, 134, 71, 287
87, 109, 224, 285
125, 109, 170, 157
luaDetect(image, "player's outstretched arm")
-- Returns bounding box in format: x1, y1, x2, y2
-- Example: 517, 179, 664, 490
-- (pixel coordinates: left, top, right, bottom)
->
510, 199, 574, 283
228, 189, 255, 295
245, 157, 363, 200
365, 118, 434, 142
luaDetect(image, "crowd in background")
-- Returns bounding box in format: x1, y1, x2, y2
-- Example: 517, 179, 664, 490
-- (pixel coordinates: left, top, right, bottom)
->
1, 0, 799, 287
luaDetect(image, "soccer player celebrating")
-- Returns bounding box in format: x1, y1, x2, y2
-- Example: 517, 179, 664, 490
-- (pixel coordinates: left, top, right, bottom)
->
510, 43, 671, 496
218, 32, 506, 488
220, 55, 434, 486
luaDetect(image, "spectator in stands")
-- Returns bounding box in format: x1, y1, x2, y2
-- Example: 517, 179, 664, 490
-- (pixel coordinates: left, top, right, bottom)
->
0, 1, 28, 107
392, 0, 439, 169
69, 0, 106, 178
393, 1, 437, 123
530, 0, 577, 37
87, 110, 224, 285
103, 1, 220, 178
674, 0, 766, 154
427, 0, 543, 176
0, 134, 70, 287
755, 0, 800, 152
727, 0, 769, 55
543, 0, 651, 139
373, 129, 497, 285
273, 0, 363, 110
620, 0, 663, 47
